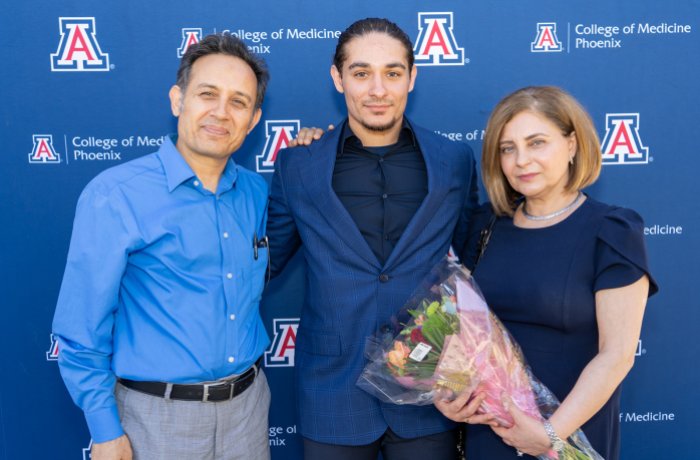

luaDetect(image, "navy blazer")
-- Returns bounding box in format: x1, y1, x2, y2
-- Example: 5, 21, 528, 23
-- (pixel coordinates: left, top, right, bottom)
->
267, 118, 478, 445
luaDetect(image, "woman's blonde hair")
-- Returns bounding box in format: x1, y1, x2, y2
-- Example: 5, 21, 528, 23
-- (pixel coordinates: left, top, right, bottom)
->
482, 86, 602, 216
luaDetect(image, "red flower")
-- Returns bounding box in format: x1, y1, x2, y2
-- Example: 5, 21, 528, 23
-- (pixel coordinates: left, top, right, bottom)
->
410, 327, 427, 345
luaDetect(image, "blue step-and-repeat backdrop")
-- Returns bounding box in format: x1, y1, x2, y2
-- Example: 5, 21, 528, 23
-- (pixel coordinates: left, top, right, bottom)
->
1, 1, 697, 459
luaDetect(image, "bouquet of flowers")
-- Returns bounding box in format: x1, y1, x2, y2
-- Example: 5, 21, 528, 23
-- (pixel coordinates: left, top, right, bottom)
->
357, 258, 602, 460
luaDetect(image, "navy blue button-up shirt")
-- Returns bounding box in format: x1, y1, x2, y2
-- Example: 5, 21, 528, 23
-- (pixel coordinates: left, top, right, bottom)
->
332, 120, 428, 265
52, 135, 270, 443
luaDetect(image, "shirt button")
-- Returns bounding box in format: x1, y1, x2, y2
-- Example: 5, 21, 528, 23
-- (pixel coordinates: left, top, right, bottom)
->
379, 157, 384, 163
228, 356, 235, 363
193, 180, 200, 186
226, 273, 233, 279
382, 193, 388, 199
379, 273, 390, 283
223, 232, 229, 239
229, 314, 236, 321
384, 234, 390, 240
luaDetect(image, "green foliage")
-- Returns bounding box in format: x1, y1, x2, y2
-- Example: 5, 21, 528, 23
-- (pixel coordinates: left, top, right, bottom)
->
399, 297, 461, 379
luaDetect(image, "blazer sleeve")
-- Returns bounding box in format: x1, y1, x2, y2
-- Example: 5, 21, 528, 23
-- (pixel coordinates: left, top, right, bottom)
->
267, 148, 302, 278
451, 143, 479, 254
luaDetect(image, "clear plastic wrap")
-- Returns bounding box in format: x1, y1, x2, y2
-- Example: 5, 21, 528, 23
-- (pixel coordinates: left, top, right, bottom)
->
357, 257, 603, 460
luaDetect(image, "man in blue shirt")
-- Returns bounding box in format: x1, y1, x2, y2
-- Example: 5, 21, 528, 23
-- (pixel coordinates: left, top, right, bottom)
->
53, 34, 271, 460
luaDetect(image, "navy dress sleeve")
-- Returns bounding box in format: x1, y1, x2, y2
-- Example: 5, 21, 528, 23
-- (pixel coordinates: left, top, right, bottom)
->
594, 207, 659, 296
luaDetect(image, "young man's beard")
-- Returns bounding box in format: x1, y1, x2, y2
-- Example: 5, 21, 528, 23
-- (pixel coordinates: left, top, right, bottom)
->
360, 116, 400, 132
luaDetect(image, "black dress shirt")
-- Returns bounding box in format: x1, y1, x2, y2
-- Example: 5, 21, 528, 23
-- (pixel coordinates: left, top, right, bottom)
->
332, 120, 428, 265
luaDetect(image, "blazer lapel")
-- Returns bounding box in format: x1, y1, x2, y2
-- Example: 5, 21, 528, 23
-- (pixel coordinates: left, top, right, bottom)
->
298, 129, 382, 270
383, 128, 450, 270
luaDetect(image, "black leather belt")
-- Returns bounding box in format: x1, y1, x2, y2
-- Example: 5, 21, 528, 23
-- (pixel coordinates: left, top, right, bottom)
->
118, 357, 261, 402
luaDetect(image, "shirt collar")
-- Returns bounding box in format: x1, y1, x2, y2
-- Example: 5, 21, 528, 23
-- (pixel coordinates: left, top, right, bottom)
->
338, 117, 417, 157
217, 156, 239, 194
159, 135, 239, 193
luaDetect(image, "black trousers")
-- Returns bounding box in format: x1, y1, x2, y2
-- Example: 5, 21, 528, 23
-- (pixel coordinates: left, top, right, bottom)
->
303, 427, 460, 460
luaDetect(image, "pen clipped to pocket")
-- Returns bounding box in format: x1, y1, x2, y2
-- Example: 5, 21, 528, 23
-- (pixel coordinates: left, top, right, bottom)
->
253, 232, 271, 283
253, 232, 269, 261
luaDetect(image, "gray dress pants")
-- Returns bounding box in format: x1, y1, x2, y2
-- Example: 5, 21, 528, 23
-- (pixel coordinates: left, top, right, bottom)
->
115, 369, 271, 460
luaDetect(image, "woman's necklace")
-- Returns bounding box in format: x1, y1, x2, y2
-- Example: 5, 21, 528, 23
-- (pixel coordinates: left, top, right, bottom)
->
522, 192, 583, 221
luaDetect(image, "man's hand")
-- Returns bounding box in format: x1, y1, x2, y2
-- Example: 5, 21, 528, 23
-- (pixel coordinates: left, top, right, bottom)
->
288, 124, 334, 147
91, 434, 133, 460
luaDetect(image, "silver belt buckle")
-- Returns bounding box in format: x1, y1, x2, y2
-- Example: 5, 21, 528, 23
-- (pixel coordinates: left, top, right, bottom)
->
201, 365, 254, 402
202, 382, 213, 402
229, 381, 236, 400
201, 380, 236, 402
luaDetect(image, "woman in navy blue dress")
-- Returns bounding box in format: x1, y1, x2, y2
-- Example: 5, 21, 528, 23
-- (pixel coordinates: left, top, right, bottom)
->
435, 86, 657, 459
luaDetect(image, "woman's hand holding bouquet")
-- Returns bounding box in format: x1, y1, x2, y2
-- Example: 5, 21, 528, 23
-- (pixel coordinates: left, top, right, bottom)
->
357, 258, 602, 460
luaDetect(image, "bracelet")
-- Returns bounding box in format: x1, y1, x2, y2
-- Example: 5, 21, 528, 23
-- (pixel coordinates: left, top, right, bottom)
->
543, 419, 565, 453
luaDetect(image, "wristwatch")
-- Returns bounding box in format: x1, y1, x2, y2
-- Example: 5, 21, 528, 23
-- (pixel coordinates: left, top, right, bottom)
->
543, 420, 565, 453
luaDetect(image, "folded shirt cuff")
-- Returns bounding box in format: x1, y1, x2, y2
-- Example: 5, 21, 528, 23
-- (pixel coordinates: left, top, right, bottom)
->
85, 405, 124, 443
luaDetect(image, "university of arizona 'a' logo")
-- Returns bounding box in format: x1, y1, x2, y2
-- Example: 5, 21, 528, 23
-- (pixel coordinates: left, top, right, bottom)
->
601, 113, 649, 165
51, 17, 110, 71
531, 23, 563, 52
177, 28, 202, 57
256, 120, 299, 173
46, 334, 59, 361
29, 135, 61, 164
264, 318, 298, 367
82, 440, 92, 460
413, 12, 465, 66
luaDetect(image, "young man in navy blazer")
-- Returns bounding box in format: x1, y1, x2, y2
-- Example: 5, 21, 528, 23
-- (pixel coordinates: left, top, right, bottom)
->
267, 18, 478, 460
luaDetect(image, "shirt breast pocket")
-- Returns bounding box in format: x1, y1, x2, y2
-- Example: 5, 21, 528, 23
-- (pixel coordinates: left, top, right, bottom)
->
246, 246, 268, 303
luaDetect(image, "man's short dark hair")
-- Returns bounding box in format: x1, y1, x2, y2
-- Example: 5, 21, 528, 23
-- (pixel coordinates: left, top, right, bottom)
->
176, 33, 269, 109
333, 18, 415, 74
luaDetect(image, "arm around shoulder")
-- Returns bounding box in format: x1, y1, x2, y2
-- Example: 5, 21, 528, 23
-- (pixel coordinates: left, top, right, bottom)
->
452, 143, 480, 255
267, 149, 302, 277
